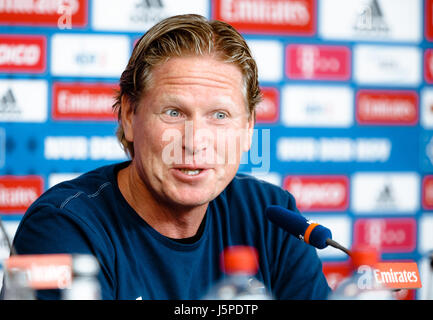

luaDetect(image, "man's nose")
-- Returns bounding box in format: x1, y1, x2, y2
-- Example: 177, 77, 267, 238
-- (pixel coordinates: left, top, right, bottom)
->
183, 119, 211, 155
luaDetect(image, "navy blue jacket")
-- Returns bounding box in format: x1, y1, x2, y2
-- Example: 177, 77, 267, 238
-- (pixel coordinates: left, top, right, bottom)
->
8, 161, 331, 300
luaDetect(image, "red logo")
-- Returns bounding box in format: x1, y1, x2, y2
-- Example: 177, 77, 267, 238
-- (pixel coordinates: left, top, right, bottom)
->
283, 175, 349, 211
213, 0, 316, 35
286, 44, 351, 80
52, 82, 118, 121
356, 90, 418, 125
0, 35, 46, 73
425, 50, 433, 83
353, 218, 416, 253
322, 260, 417, 299
0, 0, 87, 27
0, 176, 44, 213
256, 87, 279, 123
422, 175, 433, 209
426, 0, 433, 41
373, 262, 422, 290
5, 254, 72, 290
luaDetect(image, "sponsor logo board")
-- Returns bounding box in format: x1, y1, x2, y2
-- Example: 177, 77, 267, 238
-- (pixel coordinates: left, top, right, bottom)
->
319, 0, 422, 42
419, 213, 433, 253
373, 262, 421, 290
422, 176, 433, 210
0, 128, 4, 169
354, 45, 421, 86
351, 172, 419, 214
423, 133, 433, 172
0, 176, 44, 213
323, 260, 419, 297
0, 0, 88, 27
255, 87, 279, 123
353, 218, 417, 252
51, 34, 129, 78
356, 89, 418, 125
213, 0, 316, 35
0, 35, 46, 73
425, 49, 433, 83
92, 0, 209, 31
247, 40, 283, 82
52, 82, 118, 121
88, 136, 127, 160
277, 137, 391, 163
286, 44, 351, 80
44, 136, 127, 161
283, 175, 349, 211
0, 80, 47, 122
281, 85, 353, 127
44, 136, 88, 160
426, 0, 433, 41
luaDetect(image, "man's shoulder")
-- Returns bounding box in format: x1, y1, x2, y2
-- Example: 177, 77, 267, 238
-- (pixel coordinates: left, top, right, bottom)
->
231, 173, 280, 188
26, 162, 126, 218
230, 173, 291, 198
223, 173, 296, 210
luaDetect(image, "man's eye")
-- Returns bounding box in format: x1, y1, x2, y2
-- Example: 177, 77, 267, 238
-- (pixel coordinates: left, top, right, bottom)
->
214, 111, 227, 120
164, 109, 181, 117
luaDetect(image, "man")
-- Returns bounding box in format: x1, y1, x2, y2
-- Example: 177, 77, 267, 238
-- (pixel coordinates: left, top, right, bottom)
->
6, 14, 331, 299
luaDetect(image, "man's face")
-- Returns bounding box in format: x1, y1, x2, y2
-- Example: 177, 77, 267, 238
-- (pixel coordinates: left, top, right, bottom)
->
123, 56, 254, 209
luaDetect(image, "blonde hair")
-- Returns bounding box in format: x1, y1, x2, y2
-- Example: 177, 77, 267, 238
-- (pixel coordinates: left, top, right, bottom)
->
112, 14, 261, 158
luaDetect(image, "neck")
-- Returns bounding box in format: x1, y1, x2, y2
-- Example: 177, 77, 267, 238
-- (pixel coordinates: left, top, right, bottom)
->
117, 162, 208, 239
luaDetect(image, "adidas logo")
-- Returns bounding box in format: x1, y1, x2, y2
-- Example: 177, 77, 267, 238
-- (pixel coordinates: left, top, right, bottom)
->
354, 0, 389, 34
131, 0, 165, 24
0, 88, 19, 114
375, 183, 396, 210
135, 0, 163, 9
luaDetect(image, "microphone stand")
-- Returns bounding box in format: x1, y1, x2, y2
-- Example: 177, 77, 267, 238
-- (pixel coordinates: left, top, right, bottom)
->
326, 238, 351, 256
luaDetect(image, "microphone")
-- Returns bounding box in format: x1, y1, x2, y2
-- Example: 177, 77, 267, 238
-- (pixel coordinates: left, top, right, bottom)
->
265, 205, 351, 256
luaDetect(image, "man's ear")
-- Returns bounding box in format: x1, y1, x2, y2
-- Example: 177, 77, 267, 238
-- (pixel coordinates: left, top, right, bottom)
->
121, 95, 135, 143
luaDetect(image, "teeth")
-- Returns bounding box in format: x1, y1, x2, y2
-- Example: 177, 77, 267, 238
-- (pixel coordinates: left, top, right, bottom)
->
179, 169, 201, 176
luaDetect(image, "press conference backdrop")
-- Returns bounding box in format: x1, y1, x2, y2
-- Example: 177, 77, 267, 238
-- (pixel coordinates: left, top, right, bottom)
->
0, 0, 432, 300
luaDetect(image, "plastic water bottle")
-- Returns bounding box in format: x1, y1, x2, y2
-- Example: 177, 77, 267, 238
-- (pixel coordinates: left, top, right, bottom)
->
62, 254, 101, 300
2, 267, 35, 300
426, 251, 433, 300
203, 245, 273, 300
328, 246, 394, 300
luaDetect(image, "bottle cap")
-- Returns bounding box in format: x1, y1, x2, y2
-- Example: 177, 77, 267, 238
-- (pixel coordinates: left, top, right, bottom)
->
72, 254, 99, 276
350, 245, 380, 268
220, 246, 259, 275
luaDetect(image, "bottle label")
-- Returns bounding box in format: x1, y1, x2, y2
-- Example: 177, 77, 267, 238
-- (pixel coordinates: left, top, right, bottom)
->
5, 254, 72, 290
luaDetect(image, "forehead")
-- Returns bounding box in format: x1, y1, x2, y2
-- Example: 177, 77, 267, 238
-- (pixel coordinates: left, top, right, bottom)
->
148, 56, 245, 97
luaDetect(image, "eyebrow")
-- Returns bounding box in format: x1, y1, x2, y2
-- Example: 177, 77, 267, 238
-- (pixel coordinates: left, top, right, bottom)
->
159, 93, 239, 110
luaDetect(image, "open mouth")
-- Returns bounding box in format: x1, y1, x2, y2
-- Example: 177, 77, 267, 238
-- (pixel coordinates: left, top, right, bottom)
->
178, 168, 203, 176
